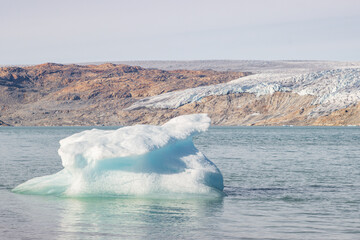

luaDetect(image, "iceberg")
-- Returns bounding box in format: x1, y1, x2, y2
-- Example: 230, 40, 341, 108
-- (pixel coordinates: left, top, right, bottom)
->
13, 114, 224, 197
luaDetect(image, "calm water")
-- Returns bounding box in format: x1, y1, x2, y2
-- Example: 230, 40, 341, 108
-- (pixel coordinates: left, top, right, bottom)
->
1, 126, 360, 239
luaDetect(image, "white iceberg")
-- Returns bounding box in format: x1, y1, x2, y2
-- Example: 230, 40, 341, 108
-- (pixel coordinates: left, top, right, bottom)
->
13, 114, 224, 197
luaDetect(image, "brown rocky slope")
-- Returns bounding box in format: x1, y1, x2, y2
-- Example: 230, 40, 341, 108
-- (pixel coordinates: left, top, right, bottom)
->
0, 63, 248, 126
0, 63, 359, 126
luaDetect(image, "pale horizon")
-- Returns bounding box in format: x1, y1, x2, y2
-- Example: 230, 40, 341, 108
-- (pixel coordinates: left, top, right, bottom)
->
1, 0, 360, 65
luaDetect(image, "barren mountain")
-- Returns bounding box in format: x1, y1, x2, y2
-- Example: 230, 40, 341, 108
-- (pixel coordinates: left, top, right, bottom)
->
1, 61, 360, 126
0, 63, 247, 126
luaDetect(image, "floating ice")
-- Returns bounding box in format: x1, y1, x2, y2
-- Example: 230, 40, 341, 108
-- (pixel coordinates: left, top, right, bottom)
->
13, 114, 224, 197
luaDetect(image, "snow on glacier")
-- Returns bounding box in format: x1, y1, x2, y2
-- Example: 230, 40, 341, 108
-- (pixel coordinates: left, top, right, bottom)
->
13, 114, 224, 197
127, 65, 360, 115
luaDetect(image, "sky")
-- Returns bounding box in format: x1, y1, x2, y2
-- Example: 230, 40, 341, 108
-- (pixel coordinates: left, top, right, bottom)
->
1, 0, 360, 65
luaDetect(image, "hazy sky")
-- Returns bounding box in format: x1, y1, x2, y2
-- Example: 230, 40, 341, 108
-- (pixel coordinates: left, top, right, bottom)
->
1, 0, 360, 65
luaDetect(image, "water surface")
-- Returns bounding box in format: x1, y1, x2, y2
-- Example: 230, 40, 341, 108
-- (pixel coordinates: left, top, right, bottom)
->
1, 126, 359, 239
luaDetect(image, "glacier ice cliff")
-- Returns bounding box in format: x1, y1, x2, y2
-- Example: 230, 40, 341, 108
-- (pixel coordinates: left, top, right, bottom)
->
13, 114, 224, 197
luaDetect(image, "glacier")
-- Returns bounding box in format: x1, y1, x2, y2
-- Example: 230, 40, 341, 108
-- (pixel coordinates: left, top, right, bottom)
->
127, 64, 360, 116
13, 114, 224, 197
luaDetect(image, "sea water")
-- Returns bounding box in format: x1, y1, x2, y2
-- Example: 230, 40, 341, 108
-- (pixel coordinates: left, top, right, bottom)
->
1, 126, 359, 239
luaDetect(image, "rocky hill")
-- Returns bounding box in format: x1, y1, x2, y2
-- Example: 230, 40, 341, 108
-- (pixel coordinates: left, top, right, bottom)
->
0, 63, 247, 126
1, 61, 360, 126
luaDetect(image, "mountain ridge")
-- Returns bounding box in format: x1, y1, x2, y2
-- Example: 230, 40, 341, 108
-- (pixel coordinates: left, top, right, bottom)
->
1, 61, 360, 126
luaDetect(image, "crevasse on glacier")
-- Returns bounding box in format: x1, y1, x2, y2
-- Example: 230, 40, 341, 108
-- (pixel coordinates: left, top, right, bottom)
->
13, 114, 224, 197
